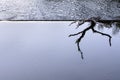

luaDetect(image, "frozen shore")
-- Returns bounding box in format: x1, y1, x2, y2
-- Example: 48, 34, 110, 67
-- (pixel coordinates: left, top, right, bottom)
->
0, 0, 120, 20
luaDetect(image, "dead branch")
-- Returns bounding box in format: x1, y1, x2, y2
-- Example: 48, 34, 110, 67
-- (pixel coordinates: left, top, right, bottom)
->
91, 28, 112, 46
69, 18, 117, 59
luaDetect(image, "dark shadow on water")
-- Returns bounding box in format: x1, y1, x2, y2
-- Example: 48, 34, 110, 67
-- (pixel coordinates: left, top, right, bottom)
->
69, 18, 120, 59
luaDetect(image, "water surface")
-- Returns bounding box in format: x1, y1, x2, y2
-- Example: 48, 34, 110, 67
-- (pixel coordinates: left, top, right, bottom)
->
0, 22, 120, 80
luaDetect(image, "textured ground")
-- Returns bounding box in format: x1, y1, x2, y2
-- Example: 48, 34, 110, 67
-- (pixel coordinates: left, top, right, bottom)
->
0, 0, 120, 20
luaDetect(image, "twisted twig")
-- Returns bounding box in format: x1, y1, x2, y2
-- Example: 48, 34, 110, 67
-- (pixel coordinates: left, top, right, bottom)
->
91, 28, 112, 46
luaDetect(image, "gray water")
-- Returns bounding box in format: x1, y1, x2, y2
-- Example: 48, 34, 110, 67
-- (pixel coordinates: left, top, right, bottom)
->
0, 22, 120, 80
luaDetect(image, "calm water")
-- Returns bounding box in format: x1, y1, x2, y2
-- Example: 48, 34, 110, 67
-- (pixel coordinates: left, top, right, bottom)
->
0, 22, 120, 80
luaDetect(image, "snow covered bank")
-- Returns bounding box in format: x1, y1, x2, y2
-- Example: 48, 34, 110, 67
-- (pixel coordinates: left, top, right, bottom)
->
0, 0, 120, 20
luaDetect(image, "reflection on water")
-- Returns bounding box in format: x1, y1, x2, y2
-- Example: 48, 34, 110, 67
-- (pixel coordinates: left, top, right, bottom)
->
0, 21, 120, 80
69, 19, 120, 59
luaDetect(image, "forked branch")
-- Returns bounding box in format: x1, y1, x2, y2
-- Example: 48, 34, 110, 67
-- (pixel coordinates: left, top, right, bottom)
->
69, 18, 116, 59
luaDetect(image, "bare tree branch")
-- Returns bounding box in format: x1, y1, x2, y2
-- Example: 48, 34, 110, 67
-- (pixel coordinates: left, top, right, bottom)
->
69, 31, 83, 37
69, 18, 118, 59
91, 28, 112, 46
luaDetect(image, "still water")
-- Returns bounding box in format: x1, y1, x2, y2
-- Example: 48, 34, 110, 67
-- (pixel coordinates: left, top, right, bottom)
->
0, 21, 120, 80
